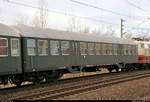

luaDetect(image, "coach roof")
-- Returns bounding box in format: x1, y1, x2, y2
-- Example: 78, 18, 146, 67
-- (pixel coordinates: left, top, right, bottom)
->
0, 23, 20, 37
12, 25, 136, 45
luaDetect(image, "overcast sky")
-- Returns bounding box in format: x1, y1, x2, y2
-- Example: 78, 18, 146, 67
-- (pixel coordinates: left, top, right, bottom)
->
0, 0, 150, 37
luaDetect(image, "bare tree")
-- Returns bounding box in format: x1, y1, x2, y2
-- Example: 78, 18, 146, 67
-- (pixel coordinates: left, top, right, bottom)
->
82, 26, 90, 34
136, 32, 149, 39
91, 27, 103, 35
32, 11, 41, 28
32, 0, 48, 28
105, 25, 115, 36
0, 2, 3, 23
67, 14, 81, 32
15, 14, 30, 26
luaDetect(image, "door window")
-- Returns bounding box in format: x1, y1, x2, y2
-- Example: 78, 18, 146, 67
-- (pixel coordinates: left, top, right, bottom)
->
80, 42, 87, 55
27, 39, 36, 56
88, 43, 95, 55
72, 43, 78, 55
0, 38, 8, 56
102, 44, 106, 55
61, 41, 70, 55
95, 43, 100, 55
50, 40, 59, 55
11, 39, 20, 56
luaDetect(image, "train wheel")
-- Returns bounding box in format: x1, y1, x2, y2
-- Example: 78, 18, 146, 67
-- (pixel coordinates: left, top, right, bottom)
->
1, 77, 8, 85
14, 80, 22, 86
45, 71, 63, 83
33, 76, 45, 85
115, 68, 119, 72
10, 76, 23, 86
145, 64, 149, 69
124, 64, 130, 72
45, 74, 54, 83
108, 68, 112, 73
45, 72, 56, 83
54, 72, 63, 80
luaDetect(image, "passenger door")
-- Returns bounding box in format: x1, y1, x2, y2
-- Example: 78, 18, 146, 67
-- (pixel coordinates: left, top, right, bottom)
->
72, 42, 80, 65
11, 38, 22, 73
26, 39, 36, 72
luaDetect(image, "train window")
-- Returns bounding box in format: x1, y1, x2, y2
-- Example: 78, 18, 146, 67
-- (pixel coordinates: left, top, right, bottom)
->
106, 44, 109, 55
130, 46, 132, 55
72, 43, 78, 55
141, 43, 144, 48
102, 44, 106, 55
133, 46, 137, 55
135, 45, 138, 55
27, 39, 36, 56
131, 46, 134, 55
109, 44, 113, 55
80, 42, 87, 55
113, 45, 118, 55
128, 46, 132, 55
130, 46, 133, 55
0, 38, 8, 56
11, 39, 19, 56
117, 45, 121, 55
126, 45, 129, 55
126, 46, 129, 55
120, 45, 124, 55
38, 40, 48, 56
124, 45, 127, 55
106, 44, 110, 55
125, 45, 129, 55
88, 43, 94, 55
50, 40, 59, 55
106, 44, 113, 55
95, 43, 100, 55
61, 41, 70, 55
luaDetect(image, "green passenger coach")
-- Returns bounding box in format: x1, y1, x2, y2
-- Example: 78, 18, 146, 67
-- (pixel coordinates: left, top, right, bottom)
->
0, 23, 138, 86
0, 24, 22, 85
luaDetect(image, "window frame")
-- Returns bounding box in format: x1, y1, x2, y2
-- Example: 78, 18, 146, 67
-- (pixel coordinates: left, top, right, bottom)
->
38, 40, 48, 56
27, 39, 36, 56
113, 44, 118, 55
11, 38, 20, 56
61, 41, 70, 56
95, 43, 101, 55
123, 45, 127, 55
132, 45, 136, 55
72, 42, 78, 55
88, 43, 95, 55
102, 43, 107, 55
127, 45, 131, 55
135, 45, 138, 55
109, 44, 113, 55
80, 42, 87, 55
106, 44, 111, 55
50, 40, 60, 56
0, 37, 8, 57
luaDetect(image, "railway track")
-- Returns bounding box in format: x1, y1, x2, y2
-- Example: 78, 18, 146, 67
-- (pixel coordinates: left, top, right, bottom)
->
0, 69, 150, 100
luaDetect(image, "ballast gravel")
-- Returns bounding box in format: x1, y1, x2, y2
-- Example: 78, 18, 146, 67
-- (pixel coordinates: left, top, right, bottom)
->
57, 77, 150, 100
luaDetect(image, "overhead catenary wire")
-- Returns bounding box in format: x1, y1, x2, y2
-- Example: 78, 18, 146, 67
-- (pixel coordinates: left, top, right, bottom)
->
126, 0, 150, 13
2, 0, 150, 31
2, 0, 120, 26
70, 0, 149, 19
70, 0, 150, 32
